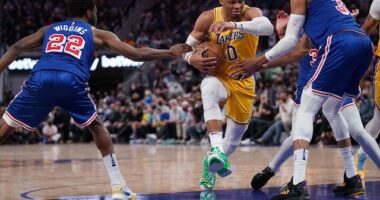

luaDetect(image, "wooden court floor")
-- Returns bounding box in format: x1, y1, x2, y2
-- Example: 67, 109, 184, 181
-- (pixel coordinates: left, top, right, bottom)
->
0, 144, 379, 199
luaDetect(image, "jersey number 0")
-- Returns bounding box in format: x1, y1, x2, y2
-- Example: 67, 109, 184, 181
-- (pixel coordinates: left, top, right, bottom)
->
46, 34, 85, 59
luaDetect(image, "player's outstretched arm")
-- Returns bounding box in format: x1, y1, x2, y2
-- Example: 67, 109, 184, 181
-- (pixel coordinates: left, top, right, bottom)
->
263, 35, 310, 70
94, 29, 191, 61
0, 26, 48, 72
209, 7, 273, 36
262, 11, 310, 70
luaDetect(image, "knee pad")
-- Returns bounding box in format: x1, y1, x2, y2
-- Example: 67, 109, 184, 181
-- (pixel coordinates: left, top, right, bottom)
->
322, 98, 350, 141
341, 105, 366, 140
201, 76, 228, 122
292, 87, 325, 142
290, 106, 299, 135
293, 112, 314, 142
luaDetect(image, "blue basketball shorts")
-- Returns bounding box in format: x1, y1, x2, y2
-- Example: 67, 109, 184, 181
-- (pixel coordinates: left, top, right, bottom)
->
3, 70, 97, 131
304, 31, 373, 100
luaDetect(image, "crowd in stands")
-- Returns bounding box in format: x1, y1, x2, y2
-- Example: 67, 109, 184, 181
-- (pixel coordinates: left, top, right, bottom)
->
1, 0, 379, 146
0, 0, 132, 45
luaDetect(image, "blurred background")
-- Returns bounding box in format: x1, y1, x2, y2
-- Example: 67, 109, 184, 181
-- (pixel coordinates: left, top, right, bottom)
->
0, 0, 378, 147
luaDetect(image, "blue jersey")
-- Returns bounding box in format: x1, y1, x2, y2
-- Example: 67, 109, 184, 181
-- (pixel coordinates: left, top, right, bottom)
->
304, 0, 363, 46
33, 20, 95, 82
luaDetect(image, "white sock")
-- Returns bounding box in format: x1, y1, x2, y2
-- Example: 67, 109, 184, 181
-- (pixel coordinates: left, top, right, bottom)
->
293, 149, 308, 185
103, 153, 126, 187
209, 132, 224, 152
339, 147, 357, 178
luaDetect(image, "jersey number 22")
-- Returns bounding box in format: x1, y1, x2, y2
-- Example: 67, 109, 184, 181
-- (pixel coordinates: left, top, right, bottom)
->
46, 34, 85, 59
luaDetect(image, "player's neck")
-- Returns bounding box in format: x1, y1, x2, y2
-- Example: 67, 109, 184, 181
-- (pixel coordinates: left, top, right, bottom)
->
222, 11, 241, 22
72, 17, 88, 23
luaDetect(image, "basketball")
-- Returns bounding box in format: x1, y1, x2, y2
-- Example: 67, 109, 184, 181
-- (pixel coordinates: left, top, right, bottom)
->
194, 42, 224, 72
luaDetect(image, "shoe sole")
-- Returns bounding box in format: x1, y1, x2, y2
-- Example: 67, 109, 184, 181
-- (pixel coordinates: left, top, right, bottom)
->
333, 190, 365, 197
208, 155, 225, 173
217, 168, 232, 177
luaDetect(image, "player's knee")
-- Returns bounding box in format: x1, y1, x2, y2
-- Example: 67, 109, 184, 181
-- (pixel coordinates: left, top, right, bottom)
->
201, 77, 227, 109
293, 112, 313, 141
321, 103, 340, 120
88, 117, 105, 132
203, 104, 223, 122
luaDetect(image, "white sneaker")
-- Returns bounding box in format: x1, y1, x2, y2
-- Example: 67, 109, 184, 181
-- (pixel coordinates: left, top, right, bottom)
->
112, 185, 136, 200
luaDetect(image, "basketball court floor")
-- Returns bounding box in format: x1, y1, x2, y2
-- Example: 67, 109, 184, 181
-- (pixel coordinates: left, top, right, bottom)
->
1, 144, 379, 199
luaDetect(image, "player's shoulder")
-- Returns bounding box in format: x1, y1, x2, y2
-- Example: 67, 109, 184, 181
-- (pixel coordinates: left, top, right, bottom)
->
198, 9, 214, 22
36, 25, 51, 35
93, 28, 112, 36
194, 9, 214, 30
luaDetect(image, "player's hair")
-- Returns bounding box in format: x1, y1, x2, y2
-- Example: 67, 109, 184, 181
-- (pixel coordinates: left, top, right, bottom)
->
67, 0, 96, 18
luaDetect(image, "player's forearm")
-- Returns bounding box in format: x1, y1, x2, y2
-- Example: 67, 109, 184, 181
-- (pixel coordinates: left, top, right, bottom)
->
263, 48, 307, 70
182, 34, 201, 64
233, 17, 274, 36
123, 47, 174, 61
264, 14, 305, 61
137, 47, 175, 61
0, 44, 23, 72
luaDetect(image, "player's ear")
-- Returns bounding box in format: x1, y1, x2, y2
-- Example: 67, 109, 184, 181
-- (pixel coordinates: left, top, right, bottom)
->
86, 9, 93, 18
219, 0, 224, 6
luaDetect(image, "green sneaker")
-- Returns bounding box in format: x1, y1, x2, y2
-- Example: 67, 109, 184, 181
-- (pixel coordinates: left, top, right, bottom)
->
207, 147, 232, 177
200, 155, 216, 190
217, 158, 232, 177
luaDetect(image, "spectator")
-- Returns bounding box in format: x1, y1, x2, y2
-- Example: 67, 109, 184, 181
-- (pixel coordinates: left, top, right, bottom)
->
255, 91, 293, 145
42, 121, 60, 144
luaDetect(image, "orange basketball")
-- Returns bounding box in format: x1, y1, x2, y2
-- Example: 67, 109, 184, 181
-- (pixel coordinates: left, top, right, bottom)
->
194, 42, 224, 73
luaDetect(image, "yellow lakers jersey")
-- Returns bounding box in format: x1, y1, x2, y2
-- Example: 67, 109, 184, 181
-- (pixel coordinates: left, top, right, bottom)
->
209, 6, 259, 77
207, 6, 259, 124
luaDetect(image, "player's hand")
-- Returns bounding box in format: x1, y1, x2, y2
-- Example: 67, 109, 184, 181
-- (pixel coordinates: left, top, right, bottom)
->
350, 9, 359, 18
209, 21, 235, 34
189, 48, 218, 75
228, 55, 268, 80
276, 11, 289, 37
169, 44, 192, 57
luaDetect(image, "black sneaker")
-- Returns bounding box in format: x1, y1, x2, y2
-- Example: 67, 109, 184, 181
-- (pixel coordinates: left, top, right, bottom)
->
333, 172, 365, 197
271, 177, 310, 200
251, 166, 275, 190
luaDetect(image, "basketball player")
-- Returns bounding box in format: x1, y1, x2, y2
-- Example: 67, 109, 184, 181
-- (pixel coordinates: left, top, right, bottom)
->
0, 0, 191, 200
251, 11, 380, 198
229, 0, 374, 199
355, 0, 380, 179
182, 0, 273, 190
